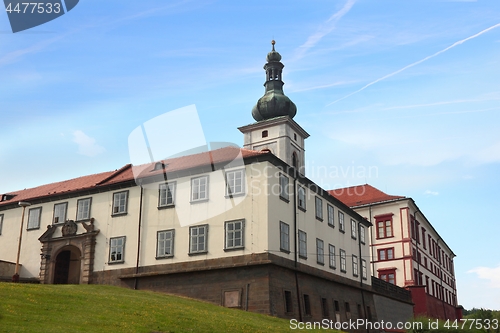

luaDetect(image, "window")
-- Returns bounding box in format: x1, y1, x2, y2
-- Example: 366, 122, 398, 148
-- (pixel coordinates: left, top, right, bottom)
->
280, 222, 290, 253
329, 244, 336, 269
375, 215, 393, 239
284, 290, 293, 313
27, 207, 42, 230
338, 211, 345, 232
315, 197, 323, 220
351, 219, 357, 239
189, 225, 208, 254
156, 230, 174, 258
379, 269, 396, 284
297, 186, 306, 210
298, 230, 307, 259
109, 236, 125, 263
292, 152, 298, 169
226, 170, 245, 196
53, 202, 67, 224
225, 220, 244, 250
378, 248, 394, 261
362, 259, 367, 280
352, 255, 359, 277
191, 176, 208, 202
334, 300, 340, 312
112, 191, 128, 215
327, 204, 334, 227
321, 298, 329, 318
279, 173, 289, 201
316, 239, 324, 265
303, 294, 311, 316
340, 249, 346, 273
262, 130, 268, 138
0, 214, 3, 235
360, 225, 365, 244
159, 182, 176, 207
76, 198, 91, 221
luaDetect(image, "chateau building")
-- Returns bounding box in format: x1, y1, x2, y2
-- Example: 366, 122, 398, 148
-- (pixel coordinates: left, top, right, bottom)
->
330, 184, 462, 320
0, 42, 414, 326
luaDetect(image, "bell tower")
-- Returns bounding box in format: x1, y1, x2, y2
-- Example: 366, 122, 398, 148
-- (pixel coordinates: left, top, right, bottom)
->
239, 41, 309, 172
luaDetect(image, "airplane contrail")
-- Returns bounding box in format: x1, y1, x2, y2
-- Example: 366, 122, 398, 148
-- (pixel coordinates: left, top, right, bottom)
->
327, 22, 500, 106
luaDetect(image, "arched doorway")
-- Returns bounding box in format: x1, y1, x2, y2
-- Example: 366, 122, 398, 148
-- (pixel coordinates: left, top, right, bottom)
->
53, 247, 81, 284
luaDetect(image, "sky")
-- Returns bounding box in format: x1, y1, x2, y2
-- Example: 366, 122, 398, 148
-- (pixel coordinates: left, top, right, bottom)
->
1, 0, 499, 310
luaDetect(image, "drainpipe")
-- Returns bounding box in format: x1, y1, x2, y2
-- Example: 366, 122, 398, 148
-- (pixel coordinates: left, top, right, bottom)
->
134, 183, 144, 290
369, 205, 375, 277
358, 221, 369, 332
293, 175, 303, 322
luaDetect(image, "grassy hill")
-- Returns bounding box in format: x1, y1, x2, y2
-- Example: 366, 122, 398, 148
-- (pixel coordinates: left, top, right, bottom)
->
0, 283, 325, 333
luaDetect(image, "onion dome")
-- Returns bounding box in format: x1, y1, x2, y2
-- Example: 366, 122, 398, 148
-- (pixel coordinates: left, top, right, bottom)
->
252, 40, 297, 121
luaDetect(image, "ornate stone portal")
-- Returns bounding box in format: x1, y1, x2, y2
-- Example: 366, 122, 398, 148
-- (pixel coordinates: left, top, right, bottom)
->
38, 218, 99, 284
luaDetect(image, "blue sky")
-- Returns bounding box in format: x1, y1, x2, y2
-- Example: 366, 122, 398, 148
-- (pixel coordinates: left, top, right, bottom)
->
1, 0, 499, 310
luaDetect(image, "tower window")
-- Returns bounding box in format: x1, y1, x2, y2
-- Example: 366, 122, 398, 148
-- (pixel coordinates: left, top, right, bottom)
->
262, 130, 268, 138
292, 152, 298, 169
294, 133, 297, 141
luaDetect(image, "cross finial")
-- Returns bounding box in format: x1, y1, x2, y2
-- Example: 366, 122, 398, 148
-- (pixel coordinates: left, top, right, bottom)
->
271, 40, 275, 51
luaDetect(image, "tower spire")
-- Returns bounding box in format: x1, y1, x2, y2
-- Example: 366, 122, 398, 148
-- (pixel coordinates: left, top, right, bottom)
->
251, 41, 297, 122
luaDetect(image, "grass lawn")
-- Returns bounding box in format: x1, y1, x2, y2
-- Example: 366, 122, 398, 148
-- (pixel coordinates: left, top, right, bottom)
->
0, 283, 327, 333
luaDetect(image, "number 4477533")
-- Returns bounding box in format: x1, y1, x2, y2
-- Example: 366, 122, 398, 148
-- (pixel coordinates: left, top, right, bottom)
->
5, 2, 61, 14
444, 319, 499, 330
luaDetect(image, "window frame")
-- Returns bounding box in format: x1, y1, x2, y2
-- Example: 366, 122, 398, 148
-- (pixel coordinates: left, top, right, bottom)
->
350, 219, 357, 239
279, 173, 289, 202
297, 186, 306, 211
378, 247, 395, 261
375, 215, 394, 239
362, 259, 367, 280
112, 190, 129, 216
109, 236, 126, 264
53, 202, 68, 224
298, 230, 307, 259
189, 224, 208, 254
191, 175, 209, 202
328, 244, 336, 269
315, 196, 323, 221
352, 255, 359, 277
156, 229, 175, 259
316, 238, 324, 265
225, 219, 245, 250
27, 207, 42, 230
225, 169, 245, 197
158, 182, 176, 208
327, 204, 334, 228
280, 221, 290, 253
379, 269, 396, 285
338, 211, 345, 232
360, 225, 365, 244
76, 197, 92, 221
340, 249, 346, 273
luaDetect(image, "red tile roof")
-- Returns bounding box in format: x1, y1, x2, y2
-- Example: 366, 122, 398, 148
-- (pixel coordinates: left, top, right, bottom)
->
328, 184, 405, 207
0, 147, 269, 206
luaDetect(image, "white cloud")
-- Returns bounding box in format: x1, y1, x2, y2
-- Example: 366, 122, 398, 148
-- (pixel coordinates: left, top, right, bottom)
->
425, 190, 439, 196
72, 130, 106, 157
295, 0, 357, 60
328, 22, 500, 105
468, 265, 500, 288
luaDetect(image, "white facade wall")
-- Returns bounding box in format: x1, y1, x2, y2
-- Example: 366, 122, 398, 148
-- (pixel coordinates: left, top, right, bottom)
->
0, 160, 370, 286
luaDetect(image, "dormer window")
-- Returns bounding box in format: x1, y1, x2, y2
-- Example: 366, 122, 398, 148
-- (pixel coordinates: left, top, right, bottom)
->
262, 130, 268, 138
154, 162, 165, 171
